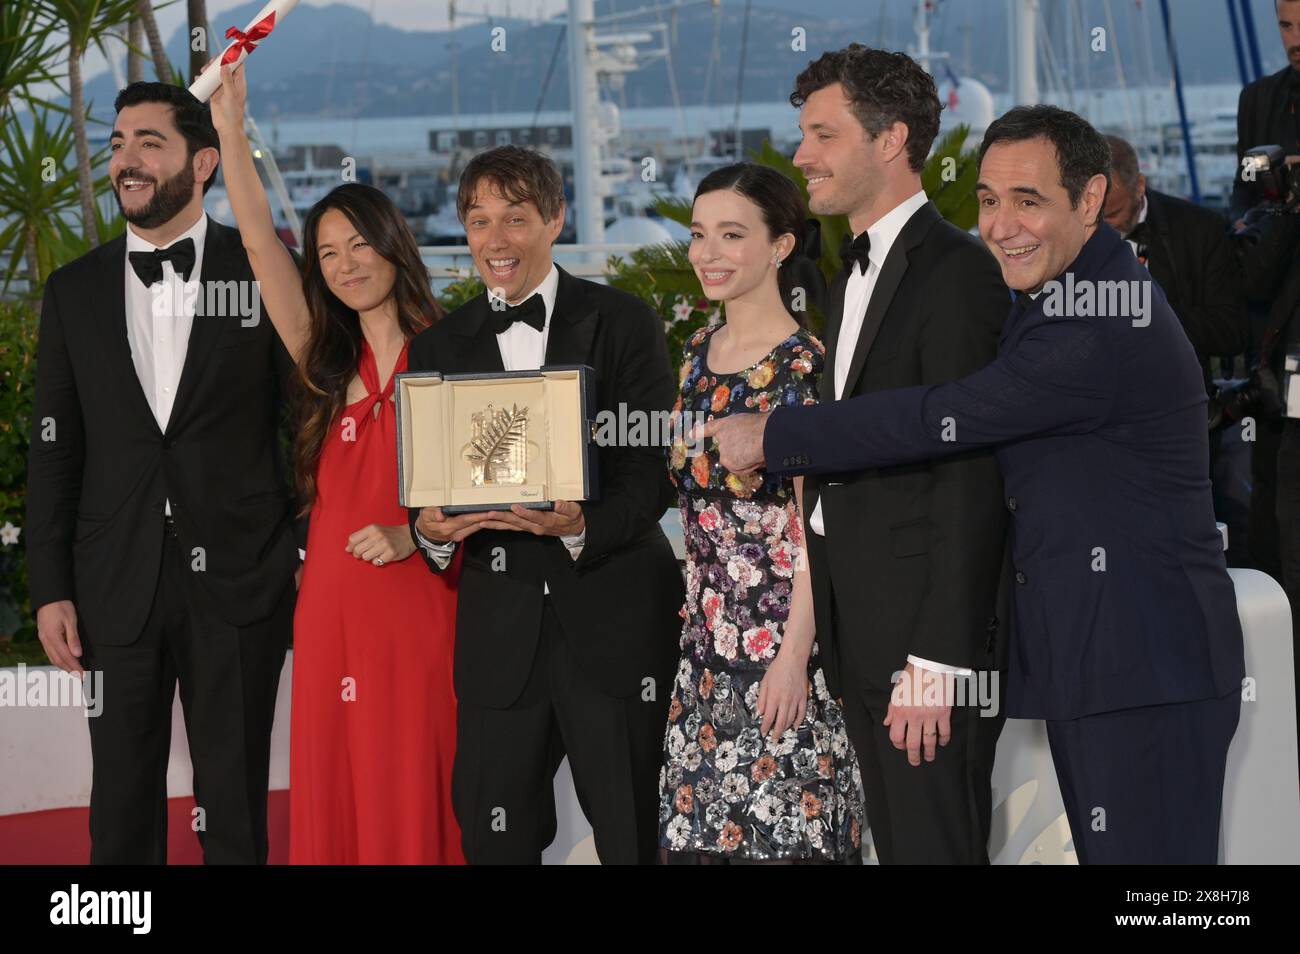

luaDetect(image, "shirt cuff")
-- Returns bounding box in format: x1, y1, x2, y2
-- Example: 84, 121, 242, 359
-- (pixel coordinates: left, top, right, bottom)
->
907, 654, 974, 677
560, 528, 586, 561
414, 527, 457, 569
297, 548, 306, 561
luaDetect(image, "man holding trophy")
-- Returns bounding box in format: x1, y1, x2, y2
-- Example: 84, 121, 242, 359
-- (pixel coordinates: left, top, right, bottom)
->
406, 145, 683, 864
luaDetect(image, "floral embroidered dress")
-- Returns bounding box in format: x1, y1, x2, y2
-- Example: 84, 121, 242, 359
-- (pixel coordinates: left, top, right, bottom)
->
657, 323, 865, 861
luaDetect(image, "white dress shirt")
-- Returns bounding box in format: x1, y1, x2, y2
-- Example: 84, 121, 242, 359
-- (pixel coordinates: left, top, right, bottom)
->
414, 264, 585, 584
1124, 194, 1149, 256
804, 190, 969, 678
124, 211, 209, 517
810, 189, 927, 536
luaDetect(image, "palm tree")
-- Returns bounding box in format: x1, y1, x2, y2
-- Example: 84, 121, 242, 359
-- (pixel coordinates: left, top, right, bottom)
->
127, 14, 144, 83
39, 0, 141, 247
134, 0, 170, 81
187, 0, 210, 85
0, 3, 57, 118
0, 108, 94, 292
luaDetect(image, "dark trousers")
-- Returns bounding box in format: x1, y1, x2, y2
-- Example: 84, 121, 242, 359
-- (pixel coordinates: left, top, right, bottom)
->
1276, 419, 1300, 744
1248, 415, 1285, 577
1045, 689, 1241, 864
835, 614, 1005, 864
82, 516, 293, 864
451, 597, 667, 864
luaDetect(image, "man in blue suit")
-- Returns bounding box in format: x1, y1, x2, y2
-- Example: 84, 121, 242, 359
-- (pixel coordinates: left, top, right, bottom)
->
701, 105, 1245, 864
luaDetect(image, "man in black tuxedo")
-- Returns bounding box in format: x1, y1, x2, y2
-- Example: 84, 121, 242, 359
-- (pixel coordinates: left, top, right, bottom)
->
407, 146, 682, 864
782, 46, 1010, 864
26, 83, 298, 864
1102, 135, 1248, 408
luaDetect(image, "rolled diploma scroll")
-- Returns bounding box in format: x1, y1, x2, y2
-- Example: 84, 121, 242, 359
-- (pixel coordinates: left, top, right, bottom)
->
187, 0, 301, 102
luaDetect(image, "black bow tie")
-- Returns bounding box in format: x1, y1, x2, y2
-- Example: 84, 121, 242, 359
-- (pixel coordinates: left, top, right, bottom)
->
1126, 221, 1150, 246
839, 230, 871, 277
489, 293, 546, 334
129, 238, 196, 287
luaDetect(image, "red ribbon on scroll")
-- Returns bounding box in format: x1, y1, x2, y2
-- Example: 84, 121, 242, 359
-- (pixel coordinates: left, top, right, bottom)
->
221, 12, 277, 65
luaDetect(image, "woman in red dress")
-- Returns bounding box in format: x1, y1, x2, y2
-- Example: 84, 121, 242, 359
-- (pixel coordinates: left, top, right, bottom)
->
212, 63, 463, 863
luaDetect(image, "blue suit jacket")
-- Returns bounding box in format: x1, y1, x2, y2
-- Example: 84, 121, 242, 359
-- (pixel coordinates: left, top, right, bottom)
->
765, 223, 1245, 720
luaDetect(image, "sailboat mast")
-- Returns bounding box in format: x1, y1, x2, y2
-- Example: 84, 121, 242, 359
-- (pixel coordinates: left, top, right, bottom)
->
568, 0, 604, 249
1008, 0, 1039, 106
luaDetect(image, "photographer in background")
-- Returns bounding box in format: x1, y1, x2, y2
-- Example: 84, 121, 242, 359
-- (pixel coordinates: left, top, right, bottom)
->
1231, 0, 1300, 737
1230, 0, 1300, 583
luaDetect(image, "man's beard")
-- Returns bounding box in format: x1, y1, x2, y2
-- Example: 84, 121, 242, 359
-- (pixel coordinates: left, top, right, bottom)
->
113, 163, 196, 230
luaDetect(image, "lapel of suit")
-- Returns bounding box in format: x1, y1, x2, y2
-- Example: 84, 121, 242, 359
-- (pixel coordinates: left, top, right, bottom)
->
95, 233, 164, 437
820, 271, 849, 394
543, 266, 598, 367
839, 200, 940, 398
1140, 191, 1173, 286
449, 291, 507, 372
165, 217, 233, 435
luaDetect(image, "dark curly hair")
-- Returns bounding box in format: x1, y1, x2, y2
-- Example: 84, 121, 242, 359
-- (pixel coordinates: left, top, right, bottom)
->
113, 81, 220, 194
790, 44, 940, 172
978, 105, 1111, 211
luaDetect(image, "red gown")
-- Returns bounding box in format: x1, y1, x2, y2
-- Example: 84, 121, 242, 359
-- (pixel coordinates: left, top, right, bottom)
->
289, 337, 464, 864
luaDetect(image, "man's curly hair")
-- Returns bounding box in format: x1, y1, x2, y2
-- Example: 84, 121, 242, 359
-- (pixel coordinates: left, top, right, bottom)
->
790, 44, 941, 173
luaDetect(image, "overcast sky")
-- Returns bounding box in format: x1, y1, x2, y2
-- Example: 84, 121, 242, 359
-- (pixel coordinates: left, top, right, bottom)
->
152, 0, 565, 37
80, 0, 570, 83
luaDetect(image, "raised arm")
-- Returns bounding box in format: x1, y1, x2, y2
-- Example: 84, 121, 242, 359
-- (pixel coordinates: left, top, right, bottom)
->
210, 62, 310, 363
758, 312, 1115, 478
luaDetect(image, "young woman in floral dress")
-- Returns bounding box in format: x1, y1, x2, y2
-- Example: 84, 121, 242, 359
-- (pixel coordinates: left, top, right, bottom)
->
658, 163, 865, 863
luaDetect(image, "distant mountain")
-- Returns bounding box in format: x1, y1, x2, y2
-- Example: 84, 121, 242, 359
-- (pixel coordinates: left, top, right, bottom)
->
76, 0, 1291, 123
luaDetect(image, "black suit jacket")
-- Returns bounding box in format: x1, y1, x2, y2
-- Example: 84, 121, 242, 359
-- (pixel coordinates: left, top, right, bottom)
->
26, 218, 300, 645
1139, 189, 1248, 396
803, 201, 1011, 694
406, 266, 683, 708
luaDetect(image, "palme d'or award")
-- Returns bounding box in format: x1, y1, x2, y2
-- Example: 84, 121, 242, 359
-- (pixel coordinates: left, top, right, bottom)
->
395, 366, 598, 513
465, 402, 530, 487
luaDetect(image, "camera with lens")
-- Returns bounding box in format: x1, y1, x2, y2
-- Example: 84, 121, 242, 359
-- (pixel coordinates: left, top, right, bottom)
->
1239, 145, 1300, 217
1210, 361, 1285, 430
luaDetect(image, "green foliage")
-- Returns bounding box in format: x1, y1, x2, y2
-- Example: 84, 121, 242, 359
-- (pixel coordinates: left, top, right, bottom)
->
435, 271, 487, 314
39, 0, 142, 56
922, 126, 980, 230
0, 2, 59, 116
54, 191, 126, 261
0, 106, 111, 293
0, 301, 38, 646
